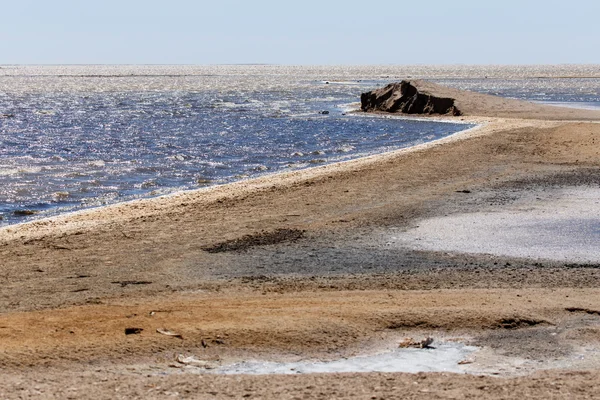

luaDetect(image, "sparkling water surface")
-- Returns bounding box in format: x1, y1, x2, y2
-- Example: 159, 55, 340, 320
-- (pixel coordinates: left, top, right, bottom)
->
1, 65, 599, 225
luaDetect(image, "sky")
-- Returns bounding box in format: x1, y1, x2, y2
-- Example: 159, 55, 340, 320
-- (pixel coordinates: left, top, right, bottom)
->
1, 0, 599, 65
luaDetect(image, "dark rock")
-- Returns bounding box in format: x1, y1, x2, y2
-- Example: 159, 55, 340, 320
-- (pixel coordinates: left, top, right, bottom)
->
13, 210, 38, 216
361, 80, 461, 116
319, 110, 330, 115
125, 327, 144, 335
0, 114, 15, 119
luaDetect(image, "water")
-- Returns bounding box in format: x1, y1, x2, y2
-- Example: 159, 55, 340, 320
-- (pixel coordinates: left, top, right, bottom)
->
1, 65, 599, 225
435, 77, 600, 105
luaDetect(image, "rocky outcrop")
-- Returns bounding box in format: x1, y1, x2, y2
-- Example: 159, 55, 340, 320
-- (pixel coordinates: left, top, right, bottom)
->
361, 81, 461, 116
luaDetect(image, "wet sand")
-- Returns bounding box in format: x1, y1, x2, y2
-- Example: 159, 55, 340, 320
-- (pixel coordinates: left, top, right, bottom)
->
2, 85, 600, 398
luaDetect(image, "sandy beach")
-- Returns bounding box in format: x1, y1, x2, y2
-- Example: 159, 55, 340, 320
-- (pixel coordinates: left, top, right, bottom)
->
2, 80, 600, 398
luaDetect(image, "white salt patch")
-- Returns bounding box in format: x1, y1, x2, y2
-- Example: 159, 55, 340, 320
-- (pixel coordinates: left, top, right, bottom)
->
215, 343, 476, 375
396, 187, 600, 263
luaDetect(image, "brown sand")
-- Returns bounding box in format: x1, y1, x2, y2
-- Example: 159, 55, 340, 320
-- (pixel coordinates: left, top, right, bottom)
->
410, 79, 600, 120
2, 87, 600, 398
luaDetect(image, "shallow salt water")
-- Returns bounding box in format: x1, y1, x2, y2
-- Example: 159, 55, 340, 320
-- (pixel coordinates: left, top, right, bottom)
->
537, 101, 600, 110
1, 65, 599, 225
0, 66, 474, 225
215, 343, 477, 375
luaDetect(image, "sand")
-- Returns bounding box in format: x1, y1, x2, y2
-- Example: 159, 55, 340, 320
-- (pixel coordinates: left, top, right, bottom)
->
2, 83, 600, 398
409, 79, 600, 120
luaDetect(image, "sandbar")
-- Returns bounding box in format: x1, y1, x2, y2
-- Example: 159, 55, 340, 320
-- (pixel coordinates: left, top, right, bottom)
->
2, 80, 600, 399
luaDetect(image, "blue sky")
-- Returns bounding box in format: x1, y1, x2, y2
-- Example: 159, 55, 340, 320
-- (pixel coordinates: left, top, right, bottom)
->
1, 0, 599, 65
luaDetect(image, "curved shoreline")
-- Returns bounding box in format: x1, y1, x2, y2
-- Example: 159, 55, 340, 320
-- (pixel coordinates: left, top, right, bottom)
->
6, 110, 578, 242
0, 114, 486, 241
0, 111, 473, 231
3, 82, 600, 398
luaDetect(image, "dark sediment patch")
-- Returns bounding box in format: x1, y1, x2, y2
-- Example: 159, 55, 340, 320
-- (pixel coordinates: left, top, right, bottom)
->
496, 168, 600, 189
386, 319, 443, 330
475, 327, 571, 360
496, 317, 548, 329
383, 315, 548, 331
202, 228, 305, 253
111, 281, 153, 287
565, 307, 600, 316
